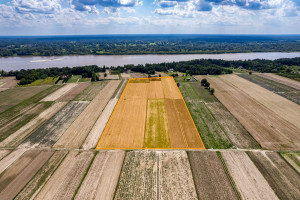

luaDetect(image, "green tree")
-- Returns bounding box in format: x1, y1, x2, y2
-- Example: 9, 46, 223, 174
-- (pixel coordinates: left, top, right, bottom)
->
210, 88, 215, 95
204, 81, 210, 88
201, 78, 207, 86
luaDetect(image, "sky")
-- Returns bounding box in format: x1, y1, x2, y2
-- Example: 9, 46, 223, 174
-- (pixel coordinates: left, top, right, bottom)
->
0, 0, 299, 35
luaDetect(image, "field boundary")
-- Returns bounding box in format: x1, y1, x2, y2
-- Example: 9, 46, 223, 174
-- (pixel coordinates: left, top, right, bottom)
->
96, 76, 205, 150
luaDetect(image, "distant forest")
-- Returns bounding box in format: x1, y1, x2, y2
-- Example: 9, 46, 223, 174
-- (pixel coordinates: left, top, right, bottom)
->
2, 57, 299, 85
1, 35, 300, 56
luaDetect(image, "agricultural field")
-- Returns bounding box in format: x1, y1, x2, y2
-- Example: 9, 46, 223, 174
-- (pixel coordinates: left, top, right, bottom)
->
180, 78, 259, 149
257, 73, 300, 90
248, 151, 300, 200
239, 74, 300, 105
0, 76, 18, 92
130, 73, 147, 78
22, 77, 59, 86
97, 77, 204, 149
73, 81, 109, 101
57, 82, 91, 101
281, 152, 300, 173
205, 75, 300, 150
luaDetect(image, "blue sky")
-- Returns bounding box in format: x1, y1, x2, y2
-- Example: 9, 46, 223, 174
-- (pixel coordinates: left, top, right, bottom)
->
0, 0, 299, 35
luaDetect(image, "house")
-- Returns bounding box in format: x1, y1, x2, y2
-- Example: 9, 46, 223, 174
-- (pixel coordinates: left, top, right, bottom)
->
168, 68, 174, 72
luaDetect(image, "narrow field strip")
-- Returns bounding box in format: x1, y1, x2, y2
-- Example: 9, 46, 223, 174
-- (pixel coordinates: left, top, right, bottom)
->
208, 76, 300, 150
41, 83, 77, 101
0, 102, 67, 148
19, 101, 89, 148
53, 80, 120, 149
98, 77, 204, 149
0, 150, 53, 200
74, 150, 125, 200
57, 82, 91, 101
281, 152, 300, 173
35, 151, 94, 200
73, 81, 109, 101
221, 151, 279, 200
14, 150, 68, 200
257, 73, 300, 90
0, 150, 11, 161
0, 149, 27, 174
223, 74, 300, 130
248, 151, 300, 200
82, 80, 126, 149
188, 151, 238, 199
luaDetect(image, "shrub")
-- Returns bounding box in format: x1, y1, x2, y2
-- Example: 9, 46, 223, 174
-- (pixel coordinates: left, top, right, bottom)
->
201, 78, 207, 86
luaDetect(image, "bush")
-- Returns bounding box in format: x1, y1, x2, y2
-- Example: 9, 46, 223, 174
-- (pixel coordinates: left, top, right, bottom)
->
210, 88, 215, 95
204, 81, 210, 88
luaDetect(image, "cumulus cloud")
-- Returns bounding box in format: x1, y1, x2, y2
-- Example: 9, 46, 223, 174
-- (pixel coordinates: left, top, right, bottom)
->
12, 0, 62, 14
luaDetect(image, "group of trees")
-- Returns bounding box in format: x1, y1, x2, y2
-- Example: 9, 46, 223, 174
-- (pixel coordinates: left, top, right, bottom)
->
1, 35, 300, 56
201, 78, 214, 95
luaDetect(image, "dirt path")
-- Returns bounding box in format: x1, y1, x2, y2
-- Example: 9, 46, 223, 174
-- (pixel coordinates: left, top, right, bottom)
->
19, 101, 88, 148
188, 151, 238, 199
41, 83, 77, 101
0, 102, 67, 148
0, 150, 53, 200
35, 151, 94, 200
54, 80, 120, 149
248, 151, 300, 200
257, 73, 300, 90
221, 151, 279, 200
75, 150, 125, 200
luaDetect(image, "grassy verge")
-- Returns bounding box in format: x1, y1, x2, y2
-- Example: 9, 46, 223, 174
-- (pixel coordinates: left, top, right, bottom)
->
20, 77, 59, 87
178, 80, 232, 149
67, 75, 82, 83
277, 72, 300, 82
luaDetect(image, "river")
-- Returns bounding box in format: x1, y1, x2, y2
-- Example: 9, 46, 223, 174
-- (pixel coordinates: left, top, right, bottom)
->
1, 52, 299, 71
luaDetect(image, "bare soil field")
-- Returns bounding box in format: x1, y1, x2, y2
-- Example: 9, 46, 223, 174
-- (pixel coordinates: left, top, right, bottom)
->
207, 76, 300, 150
239, 74, 300, 105
155, 71, 169, 77
75, 150, 125, 200
0, 77, 18, 91
281, 152, 300, 173
144, 99, 170, 148
74, 81, 108, 101
98, 77, 204, 149
257, 73, 300, 90
115, 151, 197, 200
41, 83, 77, 101
0, 85, 50, 113
53, 80, 120, 149
0, 150, 10, 161
20, 101, 89, 148
131, 73, 147, 78
58, 82, 91, 101
35, 151, 94, 200
0, 149, 26, 174
221, 151, 279, 200
0, 102, 67, 148
188, 151, 238, 199
0, 150, 53, 200
15, 150, 68, 200
222, 74, 300, 130
248, 151, 300, 200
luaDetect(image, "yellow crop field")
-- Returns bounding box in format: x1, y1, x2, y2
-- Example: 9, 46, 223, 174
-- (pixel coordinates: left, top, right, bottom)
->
97, 77, 205, 149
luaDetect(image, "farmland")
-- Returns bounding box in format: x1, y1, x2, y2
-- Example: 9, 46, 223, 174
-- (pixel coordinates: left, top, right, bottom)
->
0, 69, 300, 199
97, 77, 204, 149
205, 75, 300, 150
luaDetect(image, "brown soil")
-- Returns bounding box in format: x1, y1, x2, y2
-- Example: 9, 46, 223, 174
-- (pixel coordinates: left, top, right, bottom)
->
188, 151, 238, 199
0, 77, 18, 90
257, 73, 300, 90
248, 151, 300, 200
131, 73, 147, 78
41, 83, 77, 101
0, 149, 27, 174
0, 150, 11, 161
